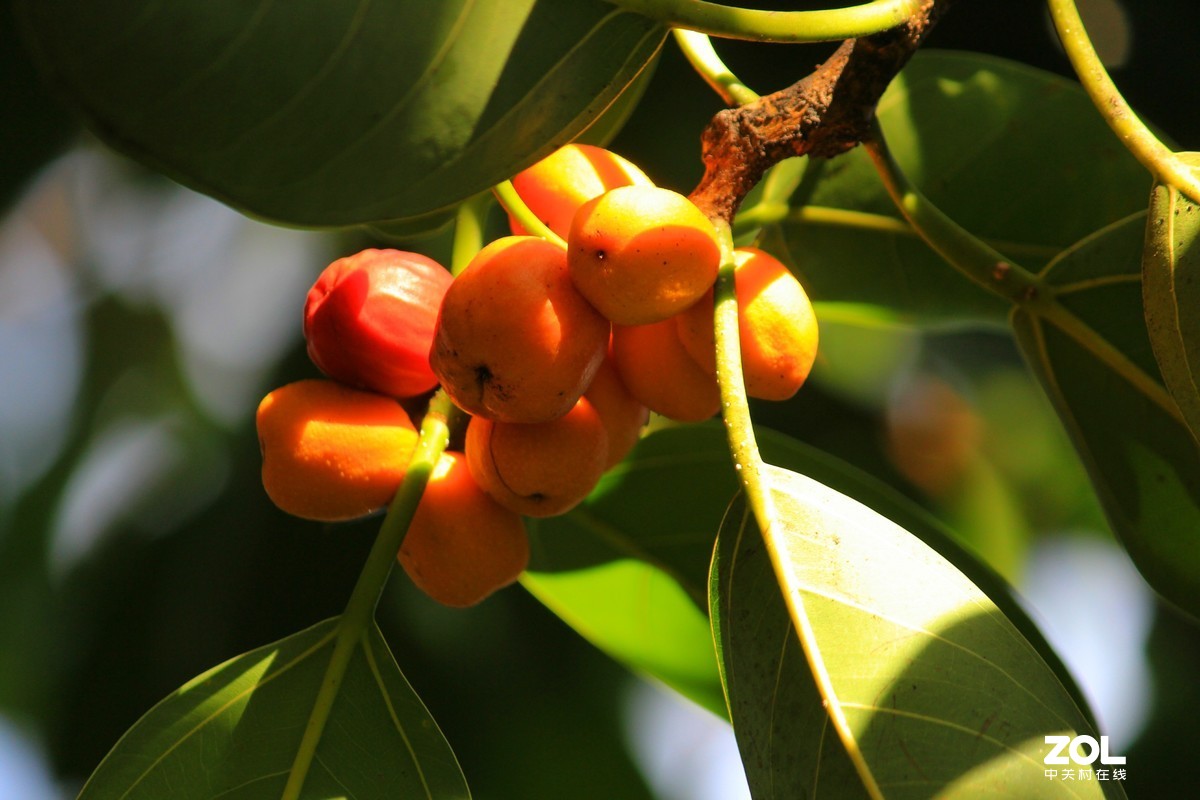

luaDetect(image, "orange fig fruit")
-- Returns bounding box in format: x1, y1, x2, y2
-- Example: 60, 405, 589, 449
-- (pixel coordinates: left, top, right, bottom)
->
568, 185, 721, 325
430, 236, 609, 423
256, 379, 417, 521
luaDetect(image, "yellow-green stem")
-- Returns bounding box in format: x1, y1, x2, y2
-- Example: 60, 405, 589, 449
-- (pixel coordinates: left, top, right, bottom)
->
865, 122, 1184, 424
863, 125, 1048, 305
492, 179, 566, 249
711, 223, 774, 542
672, 29, 758, 105
280, 392, 461, 800
451, 192, 493, 276
1046, 0, 1200, 205
710, 223, 887, 800
608, 0, 919, 42
733, 203, 1062, 262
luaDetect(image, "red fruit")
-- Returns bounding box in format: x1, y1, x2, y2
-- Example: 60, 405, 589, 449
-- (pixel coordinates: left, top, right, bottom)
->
304, 249, 453, 399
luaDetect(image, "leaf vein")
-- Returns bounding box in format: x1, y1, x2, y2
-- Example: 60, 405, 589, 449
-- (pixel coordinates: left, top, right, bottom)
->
362, 632, 434, 800
116, 628, 338, 800
793, 584, 1075, 731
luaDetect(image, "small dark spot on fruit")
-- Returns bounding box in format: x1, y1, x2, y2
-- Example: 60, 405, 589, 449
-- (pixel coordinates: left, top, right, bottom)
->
595, 250, 606, 261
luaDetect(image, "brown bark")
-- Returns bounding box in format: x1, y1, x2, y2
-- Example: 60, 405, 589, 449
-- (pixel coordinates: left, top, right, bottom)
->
688, 0, 953, 224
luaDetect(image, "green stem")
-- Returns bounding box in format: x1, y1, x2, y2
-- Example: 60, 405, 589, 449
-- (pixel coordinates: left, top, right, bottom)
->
608, 0, 919, 43
711, 223, 774, 542
734, 203, 1062, 261
711, 223, 886, 800
757, 157, 809, 208
492, 180, 567, 249
280, 393, 461, 800
863, 124, 1048, 305
451, 192, 493, 276
672, 29, 758, 105
1046, 0, 1200, 205
1035, 300, 1184, 426
865, 121, 1185, 424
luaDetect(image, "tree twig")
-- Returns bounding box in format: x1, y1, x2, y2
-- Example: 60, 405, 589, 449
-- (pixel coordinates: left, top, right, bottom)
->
688, 0, 952, 223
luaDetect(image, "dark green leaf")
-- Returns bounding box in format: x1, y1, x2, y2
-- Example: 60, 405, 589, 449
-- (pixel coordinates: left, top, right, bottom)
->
774, 51, 1150, 324
1012, 213, 1200, 620
16, 1, 665, 227
79, 618, 469, 799
714, 465, 1122, 798
0, 1, 75, 213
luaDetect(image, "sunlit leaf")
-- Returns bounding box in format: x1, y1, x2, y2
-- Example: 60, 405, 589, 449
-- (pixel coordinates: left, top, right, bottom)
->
773, 51, 1151, 324
16, 1, 665, 227
1141, 153, 1200, 445
522, 561, 724, 717
79, 618, 469, 799
713, 465, 1123, 798
1012, 213, 1200, 620
527, 425, 735, 602
528, 424, 1087, 724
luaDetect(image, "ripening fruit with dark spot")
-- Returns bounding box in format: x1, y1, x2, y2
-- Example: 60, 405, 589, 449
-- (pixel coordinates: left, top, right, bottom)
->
568, 185, 721, 325
399, 452, 529, 607
256, 380, 417, 521
430, 236, 609, 423
465, 397, 608, 517
676, 247, 819, 401
612, 319, 721, 422
304, 249, 453, 399
508, 144, 654, 239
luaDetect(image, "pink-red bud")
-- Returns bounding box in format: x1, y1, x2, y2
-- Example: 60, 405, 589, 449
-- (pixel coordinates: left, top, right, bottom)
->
304, 249, 452, 399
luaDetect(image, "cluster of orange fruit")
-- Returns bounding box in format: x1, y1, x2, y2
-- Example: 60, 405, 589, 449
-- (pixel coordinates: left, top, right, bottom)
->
255, 144, 819, 607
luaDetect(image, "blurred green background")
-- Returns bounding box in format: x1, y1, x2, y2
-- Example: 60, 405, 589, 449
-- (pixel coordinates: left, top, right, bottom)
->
2, 1, 1198, 798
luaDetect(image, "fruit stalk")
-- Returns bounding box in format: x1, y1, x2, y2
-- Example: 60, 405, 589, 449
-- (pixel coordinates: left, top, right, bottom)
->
281, 390, 462, 800
710, 223, 775, 526
452, 191, 493, 276
493, 180, 566, 248
672, 29, 758, 105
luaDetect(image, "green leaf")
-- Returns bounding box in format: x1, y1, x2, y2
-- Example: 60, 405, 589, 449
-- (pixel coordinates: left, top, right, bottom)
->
1141, 152, 1200, 446
1, 1, 75, 214
713, 465, 1123, 799
16, 1, 665, 227
523, 425, 733, 715
527, 424, 1087, 727
523, 561, 725, 717
527, 425, 735, 601
80, 618, 469, 799
1012, 213, 1200, 621
774, 50, 1150, 324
